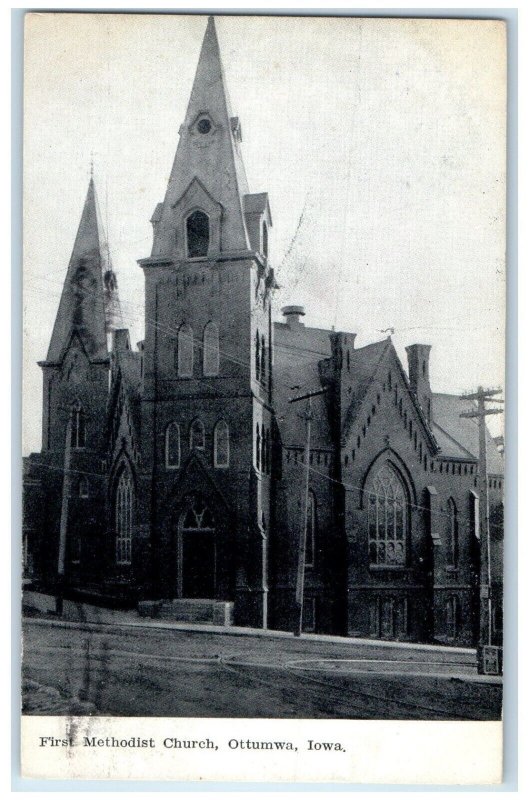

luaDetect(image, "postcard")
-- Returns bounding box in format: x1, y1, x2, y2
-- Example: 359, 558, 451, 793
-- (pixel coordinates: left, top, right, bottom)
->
21, 12, 506, 784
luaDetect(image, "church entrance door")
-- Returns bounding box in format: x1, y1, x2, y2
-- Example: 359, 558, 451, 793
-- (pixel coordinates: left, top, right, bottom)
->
178, 499, 216, 599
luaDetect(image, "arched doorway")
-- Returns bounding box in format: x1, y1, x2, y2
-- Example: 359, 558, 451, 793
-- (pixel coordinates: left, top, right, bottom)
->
177, 497, 216, 598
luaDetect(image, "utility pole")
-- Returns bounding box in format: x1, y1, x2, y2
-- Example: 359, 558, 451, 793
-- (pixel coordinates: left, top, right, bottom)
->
56, 414, 73, 615
460, 386, 503, 675
289, 386, 327, 636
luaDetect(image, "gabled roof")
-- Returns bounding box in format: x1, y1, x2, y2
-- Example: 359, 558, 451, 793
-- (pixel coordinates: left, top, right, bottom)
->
273, 320, 333, 447
431, 393, 504, 473
243, 192, 272, 225
340, 339, 392, 441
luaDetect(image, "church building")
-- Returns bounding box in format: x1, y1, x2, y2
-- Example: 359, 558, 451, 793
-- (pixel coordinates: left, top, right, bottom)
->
23, 17, 504, 646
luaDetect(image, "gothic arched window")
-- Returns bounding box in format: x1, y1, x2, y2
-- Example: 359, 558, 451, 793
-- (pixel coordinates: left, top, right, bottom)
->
305, 491, 317, 568
447, 498, 458, 567
203, 321, 219, 376
190, 418, 205, 451
166, 422, 181, 468
186, 210, 209, 258
368, 463, 407, 567
177, 324, 194, 377
115, 470, 133, 565
214, 420, 229, 468
70, 400, 85, 449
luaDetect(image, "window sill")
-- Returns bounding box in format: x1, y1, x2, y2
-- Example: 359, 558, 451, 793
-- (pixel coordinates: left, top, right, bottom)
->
445, 566, 459, 574
369, 564, 409, 572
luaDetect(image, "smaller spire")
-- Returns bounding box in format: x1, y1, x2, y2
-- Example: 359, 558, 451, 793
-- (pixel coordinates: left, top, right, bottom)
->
45, 175, 123, 363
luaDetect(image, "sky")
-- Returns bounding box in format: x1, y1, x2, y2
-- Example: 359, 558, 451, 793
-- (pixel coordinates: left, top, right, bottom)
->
22, 13, 506, 454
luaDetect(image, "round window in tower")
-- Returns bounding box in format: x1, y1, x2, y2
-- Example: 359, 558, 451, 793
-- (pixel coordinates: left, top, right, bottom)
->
197, 118, 212, 134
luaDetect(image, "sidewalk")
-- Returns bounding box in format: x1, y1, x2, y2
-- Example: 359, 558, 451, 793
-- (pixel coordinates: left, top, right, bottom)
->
23, 589, 476, 655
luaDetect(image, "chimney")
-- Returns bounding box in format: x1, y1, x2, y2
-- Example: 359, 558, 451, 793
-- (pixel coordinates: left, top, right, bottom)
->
406, 344, 432, 422
281, 305, 305, 329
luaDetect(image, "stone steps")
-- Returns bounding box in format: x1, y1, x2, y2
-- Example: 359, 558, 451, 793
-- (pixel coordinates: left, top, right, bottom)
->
137, 598, 234, 627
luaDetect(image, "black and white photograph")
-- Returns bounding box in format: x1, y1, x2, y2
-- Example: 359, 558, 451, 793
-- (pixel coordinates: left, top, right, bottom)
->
20, 12, 506, 783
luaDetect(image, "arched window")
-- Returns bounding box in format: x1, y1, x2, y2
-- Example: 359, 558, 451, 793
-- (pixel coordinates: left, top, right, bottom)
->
447, 498, 458, 567
203, 322, 219, 376
190, 419, 205, 450
368, 463, 407, 567
262, 221, 268, 259
305, 491, 317, 568
115, 470, 133, 565
70, 400, 85, 449
165, 422, 181, 468
214, 421, 229, 468
177, 324, 194, 377
79, 477, 89, 498
186, 210, 209, 258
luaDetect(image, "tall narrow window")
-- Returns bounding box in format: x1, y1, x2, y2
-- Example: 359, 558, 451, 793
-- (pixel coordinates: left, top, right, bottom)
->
79, 477, 89, 498
368, 463, 407, 566
190, 419, 205, 450
177, 324, 194, 377
186, 210, 209, 258
214, 420, 229, 467
256, 424, 261, 471
255, 331, 261, 382
446, 596, 459, 639
70, 400, 85, 448
305, 491, 317, 568
166, 422, 181, 468
447, 498, 458, 567
203, 322, 219, 376
115, 470, 133, 565
260, 335, 266, 384
262, 221, 268, 259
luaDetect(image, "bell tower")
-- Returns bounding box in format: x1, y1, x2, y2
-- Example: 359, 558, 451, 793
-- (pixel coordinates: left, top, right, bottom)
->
139, 16, 275, 627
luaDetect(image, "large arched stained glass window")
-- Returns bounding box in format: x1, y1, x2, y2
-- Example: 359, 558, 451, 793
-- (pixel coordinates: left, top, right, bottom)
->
177, 324, 194, 377
165, 422, 181, 468
214, 420, 229, 467
115, 470, 133, 565
368, 464, 407, 566
447, 498, 458, 567
186, 210, 209, 258
203, 322, 219, 376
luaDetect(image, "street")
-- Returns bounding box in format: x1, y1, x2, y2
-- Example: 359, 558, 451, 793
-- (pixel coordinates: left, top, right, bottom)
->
22, 617, 502, 720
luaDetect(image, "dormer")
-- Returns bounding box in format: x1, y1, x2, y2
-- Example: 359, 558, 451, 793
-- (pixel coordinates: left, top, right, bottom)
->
170, 178, 223, 260
244, 193, 272, 261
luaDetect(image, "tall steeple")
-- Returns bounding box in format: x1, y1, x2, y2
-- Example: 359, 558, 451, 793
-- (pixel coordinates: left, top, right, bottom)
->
150, 16, 251, 257
46, 176, 123, 364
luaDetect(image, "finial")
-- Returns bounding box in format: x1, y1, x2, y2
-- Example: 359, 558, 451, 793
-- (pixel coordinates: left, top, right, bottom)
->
89, 152, 95, 180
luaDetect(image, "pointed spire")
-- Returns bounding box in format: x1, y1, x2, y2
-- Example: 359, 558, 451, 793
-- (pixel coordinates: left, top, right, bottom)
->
151, 15, 251, 257
46, 176, 123, 363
